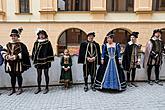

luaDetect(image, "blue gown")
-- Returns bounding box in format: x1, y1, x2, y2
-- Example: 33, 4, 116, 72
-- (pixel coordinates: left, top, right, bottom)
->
95, 43, 126, 91
0, 45, 4, 66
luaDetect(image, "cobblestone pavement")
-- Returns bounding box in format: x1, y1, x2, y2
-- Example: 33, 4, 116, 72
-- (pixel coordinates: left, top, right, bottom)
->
0, 82, 165, 110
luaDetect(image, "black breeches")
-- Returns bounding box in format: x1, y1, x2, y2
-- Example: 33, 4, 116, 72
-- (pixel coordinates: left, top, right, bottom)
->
147, 65, 160, 81
83, 63, 96, 86
37, 68, 49, 89
9, 73, 23, 90
127, 68, 136, 82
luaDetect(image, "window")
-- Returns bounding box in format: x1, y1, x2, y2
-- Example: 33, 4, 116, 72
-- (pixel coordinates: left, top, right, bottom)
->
19, 0, 30, 13
153, 0, 165, 11
57, 28, 87, 55
58, 0, 90, 11
107, 0, 134, 12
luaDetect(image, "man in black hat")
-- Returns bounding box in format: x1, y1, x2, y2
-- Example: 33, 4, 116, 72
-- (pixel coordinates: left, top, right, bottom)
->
1, 28, 31, 96
78, 32, 101, 92
32, 29, 54, 94
143, 29, 165, 85
122, 32, 141, 87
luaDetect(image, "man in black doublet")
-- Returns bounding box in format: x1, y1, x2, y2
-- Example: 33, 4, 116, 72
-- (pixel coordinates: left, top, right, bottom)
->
78, 32, 101, 92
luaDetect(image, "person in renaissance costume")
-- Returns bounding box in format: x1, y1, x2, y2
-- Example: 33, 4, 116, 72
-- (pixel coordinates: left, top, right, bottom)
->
0, 45, 4, 66
59, 49, 73, 89
1, 28, 31, 96
122, 32, 141, 87
78, 32, 101, 92
143, 29, 165, 86
0, 44, 4, 95
94, 32, 126, 91
32, 29, 54, 94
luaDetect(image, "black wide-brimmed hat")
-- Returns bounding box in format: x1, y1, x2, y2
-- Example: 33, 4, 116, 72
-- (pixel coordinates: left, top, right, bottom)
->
129, 32, 139, 38
153, 29, 162, 34
10, 29, 20, 37
87, 32, 95, 37
106, 31, 115, 38
10, 28, 23, 38
37, 30, 48, 38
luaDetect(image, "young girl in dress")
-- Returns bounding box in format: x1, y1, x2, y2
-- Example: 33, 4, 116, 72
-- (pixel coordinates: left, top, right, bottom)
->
59, 49, 72, 89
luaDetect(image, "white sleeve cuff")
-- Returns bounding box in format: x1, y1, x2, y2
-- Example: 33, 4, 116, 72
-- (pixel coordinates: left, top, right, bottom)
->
67, 66, 70, 69
18, 53, 22, 59
118, 57, 122, 60
138, 59, 141, 62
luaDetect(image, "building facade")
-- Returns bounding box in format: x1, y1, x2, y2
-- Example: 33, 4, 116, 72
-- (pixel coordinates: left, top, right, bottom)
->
0, 0, 165, 55
0, 0, 165, 87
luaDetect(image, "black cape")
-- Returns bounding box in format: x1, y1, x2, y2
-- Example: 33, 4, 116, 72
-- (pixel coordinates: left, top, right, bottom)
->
122, 43, 140, 71
32, 40, 54, 66
78, 41, 101, 65
20, 43, 31, 72
3, 42, 31, 73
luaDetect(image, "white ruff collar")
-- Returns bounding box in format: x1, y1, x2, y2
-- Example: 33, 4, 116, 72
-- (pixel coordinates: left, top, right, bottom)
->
152, 36, 161, 41
128, 41, 138, 45
37, 39, 48, 42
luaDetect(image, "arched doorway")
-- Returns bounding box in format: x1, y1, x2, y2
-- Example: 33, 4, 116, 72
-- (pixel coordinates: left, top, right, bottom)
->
110, 28, 132, 52
57, 28, 87, 55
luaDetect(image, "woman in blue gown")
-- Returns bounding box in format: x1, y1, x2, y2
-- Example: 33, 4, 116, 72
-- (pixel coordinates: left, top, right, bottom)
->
95, 32, 126, 91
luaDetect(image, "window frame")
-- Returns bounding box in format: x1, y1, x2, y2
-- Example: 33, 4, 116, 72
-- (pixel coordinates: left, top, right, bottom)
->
152, 0, 165, 11
15, 0, 32, 15
106, 0, 134, 13
57, 0, 90, 12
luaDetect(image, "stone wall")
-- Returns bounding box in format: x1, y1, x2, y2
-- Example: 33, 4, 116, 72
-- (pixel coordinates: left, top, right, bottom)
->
0, 55, 165, 88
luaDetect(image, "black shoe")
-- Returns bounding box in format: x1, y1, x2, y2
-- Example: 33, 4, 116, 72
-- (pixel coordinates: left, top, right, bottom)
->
148, 80, 153, 85
8, 90, 16, 96
131, 82, 138, 87
16, 88, 23, 95
127, 83, 133, 87
84, 86, 88, 92
155, 80, 163, 86
91, 85, 96, 92
0, 93, 1, 95
43, 89, 49, 94
34, 89, 41, 94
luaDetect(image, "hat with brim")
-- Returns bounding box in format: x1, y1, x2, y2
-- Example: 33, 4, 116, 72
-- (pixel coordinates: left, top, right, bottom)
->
153, 29, 162, 34
37, 30, 48, 38
129, 32, 139, 38
87, 32, 95, 37
10, 29, 20, 37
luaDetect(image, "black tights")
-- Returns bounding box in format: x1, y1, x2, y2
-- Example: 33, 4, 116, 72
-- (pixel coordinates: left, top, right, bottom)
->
127, 68, 136, 82
9, 73, 23, 91
37, 68, 49, 89
147, 65, 160, 81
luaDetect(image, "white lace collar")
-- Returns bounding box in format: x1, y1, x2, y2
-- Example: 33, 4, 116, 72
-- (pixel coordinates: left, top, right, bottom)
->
106, 42, 116, 48
37, 39, 48, 42
128, 41, 138, 45
151, 36, 161, 41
